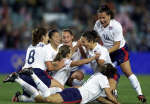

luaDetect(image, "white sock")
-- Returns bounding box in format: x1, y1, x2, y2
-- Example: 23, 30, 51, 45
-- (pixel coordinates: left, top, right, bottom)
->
72, 79, 84, 86
128, 74, 143, 95
18, 95, 35, 102
48, 87, 62, 95
15, 77, 39, 98
31, 73, 50, 97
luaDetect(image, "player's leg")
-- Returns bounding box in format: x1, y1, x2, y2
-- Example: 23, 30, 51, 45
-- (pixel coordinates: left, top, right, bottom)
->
43, 93, 64, 103
3, 72, 40, 98
120, 60, 146, 102
44, 88, 82, 103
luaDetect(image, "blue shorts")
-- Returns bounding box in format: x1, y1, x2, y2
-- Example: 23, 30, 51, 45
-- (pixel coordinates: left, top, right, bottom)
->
110, 44, 129, 66
58, 88, 82, 103
19, 68, 52, 89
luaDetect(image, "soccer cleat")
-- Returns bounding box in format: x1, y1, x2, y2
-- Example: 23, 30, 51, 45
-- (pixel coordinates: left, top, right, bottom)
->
12, 91, 21, 102
137, 95, 146, 103
3, 72, 18, 83
19, 68, 33, 75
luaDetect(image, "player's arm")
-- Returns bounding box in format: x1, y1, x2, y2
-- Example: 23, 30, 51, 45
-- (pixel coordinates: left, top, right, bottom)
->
97, 59, 105, 65
70, 53, 100, 67
45, 60, 65, 71
104, 88, 120, 104
96, 96, 114, 104
108, 41, 120, 53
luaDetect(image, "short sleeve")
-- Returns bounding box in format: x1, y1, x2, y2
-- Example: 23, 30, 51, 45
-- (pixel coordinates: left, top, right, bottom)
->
99, 76, 110, 89
44, 46, 53, 61
113, 22, 123, 42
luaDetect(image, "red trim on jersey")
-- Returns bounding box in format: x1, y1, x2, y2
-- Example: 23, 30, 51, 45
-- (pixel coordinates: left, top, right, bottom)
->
44, 71, 53, 79
63, 99, 81, 104
121, 47, 129, 61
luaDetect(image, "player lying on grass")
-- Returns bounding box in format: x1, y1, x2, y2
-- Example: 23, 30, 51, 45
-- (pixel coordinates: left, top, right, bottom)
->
3, 45, 100, 102
10, 63, 120, 104
79, 30, 120, 97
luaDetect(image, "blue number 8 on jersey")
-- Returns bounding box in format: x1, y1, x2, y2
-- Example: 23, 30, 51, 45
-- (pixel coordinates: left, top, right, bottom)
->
28, 50, 35, 64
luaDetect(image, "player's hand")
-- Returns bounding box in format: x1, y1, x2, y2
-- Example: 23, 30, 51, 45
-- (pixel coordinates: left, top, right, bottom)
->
94, 53, 100, 59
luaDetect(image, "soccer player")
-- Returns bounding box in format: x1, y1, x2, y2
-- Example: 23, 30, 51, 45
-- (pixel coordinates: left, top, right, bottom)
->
27, 63, 120, 104
3, 27, 64, 102
51, 45, 99, 86
79, 30, 120, 101
94, 4, 146, 102
61, 29, 84, 86
3, 45, 100, 103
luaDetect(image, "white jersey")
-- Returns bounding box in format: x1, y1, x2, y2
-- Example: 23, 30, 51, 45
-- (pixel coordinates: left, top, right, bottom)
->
70, 41, 81, 71
52, 59, 72, 85
86, 43, 112, 72
60, 41, 81, 71
94, 19, 126, 49
23, 42, 52, 71
78, 73, 110, 104
45, 43, 59, 61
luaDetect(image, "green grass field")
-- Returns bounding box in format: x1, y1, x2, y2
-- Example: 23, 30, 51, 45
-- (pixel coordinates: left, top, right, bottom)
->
0, 75, 149, 104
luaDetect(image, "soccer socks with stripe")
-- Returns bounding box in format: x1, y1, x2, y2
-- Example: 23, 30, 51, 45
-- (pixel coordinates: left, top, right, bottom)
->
128, 74, 143, 95
31, 73, 50, 97
15, 77, 39, 98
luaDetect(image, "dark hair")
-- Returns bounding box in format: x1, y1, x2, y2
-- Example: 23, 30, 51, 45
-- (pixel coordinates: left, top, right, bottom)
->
82, 30, 100, 42
54, 45, 70, 61
48, 29, 59, 38
62, 29, 74, 36
32, 27, 48, 46
100, 63, 117, 78
97, 4, 114, 19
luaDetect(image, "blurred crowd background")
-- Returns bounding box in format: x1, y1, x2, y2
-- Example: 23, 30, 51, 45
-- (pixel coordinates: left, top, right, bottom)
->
0, 0, 150, 51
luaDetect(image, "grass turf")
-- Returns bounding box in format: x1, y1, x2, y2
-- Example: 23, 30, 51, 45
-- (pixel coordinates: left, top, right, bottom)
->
0, 74, 149, 104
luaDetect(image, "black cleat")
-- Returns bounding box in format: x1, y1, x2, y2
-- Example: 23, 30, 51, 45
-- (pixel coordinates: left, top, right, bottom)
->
19, 68, 33, 75
3, 72, 18, 83
12, 91, 21, 102
138, 95, 146, 103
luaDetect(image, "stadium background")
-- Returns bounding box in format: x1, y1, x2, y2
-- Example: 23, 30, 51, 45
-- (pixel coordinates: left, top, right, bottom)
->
0, 0, 150, 104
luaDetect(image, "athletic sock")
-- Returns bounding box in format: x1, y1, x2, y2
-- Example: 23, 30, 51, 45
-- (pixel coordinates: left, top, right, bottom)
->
19, 95, 35, 102
15, 77, 39, 98
31, 72, 50, 97
72, 79, 84, 86
48, 87, 62, 95
128, 74, 143, 95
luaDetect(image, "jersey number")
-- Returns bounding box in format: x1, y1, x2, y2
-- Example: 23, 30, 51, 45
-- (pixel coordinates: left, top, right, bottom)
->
28, 50, 35, 64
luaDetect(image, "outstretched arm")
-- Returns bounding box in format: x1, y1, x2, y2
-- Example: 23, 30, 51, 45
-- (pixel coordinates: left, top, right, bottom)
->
104, 88, 120, 104
97, 96, 114, 104
70, 53, 100, 67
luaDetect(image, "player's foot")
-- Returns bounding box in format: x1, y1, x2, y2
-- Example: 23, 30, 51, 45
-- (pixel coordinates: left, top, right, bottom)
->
12, 91, 21, 102
137, 95, 146, 103
3, 72, 18, 83
19, 68, 33, 75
